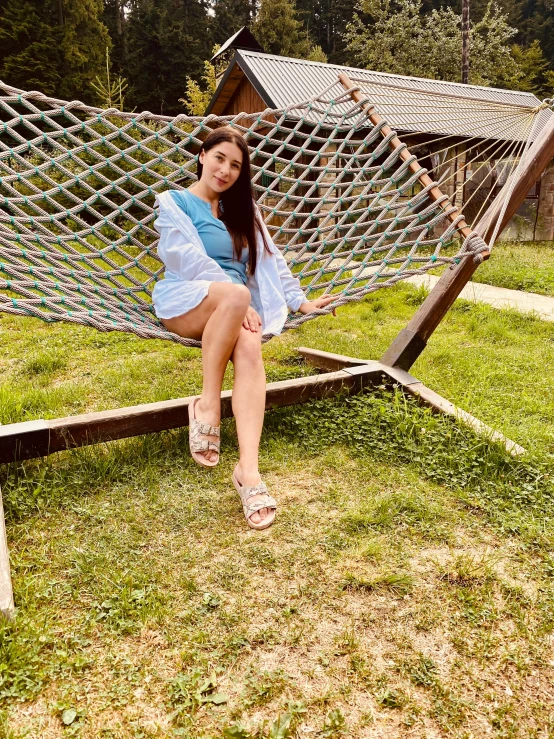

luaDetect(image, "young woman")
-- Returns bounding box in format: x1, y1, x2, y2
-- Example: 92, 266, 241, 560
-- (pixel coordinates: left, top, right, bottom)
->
152, 128, 335, 531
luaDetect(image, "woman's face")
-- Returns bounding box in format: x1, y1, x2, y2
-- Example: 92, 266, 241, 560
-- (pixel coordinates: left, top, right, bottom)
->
199, 141, 243, 193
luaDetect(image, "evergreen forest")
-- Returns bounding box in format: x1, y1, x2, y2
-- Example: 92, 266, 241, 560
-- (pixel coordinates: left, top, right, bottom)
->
0, 0, 552, 115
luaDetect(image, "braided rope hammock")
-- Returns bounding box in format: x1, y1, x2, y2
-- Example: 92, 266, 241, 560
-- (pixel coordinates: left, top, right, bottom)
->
0, 78, 549, 348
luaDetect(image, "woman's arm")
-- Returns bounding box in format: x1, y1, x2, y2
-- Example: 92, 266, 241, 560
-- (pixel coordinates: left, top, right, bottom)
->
297, 295, 338, 315
255, 207, 338, 317
272, 242, 337, 316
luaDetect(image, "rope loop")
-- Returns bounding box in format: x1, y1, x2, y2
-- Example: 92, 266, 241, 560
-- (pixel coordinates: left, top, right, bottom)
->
460, 232, 490, 264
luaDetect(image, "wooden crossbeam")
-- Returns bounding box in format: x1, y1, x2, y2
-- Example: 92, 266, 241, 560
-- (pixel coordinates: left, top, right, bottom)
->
0, 350, 525, 618
297, 347, 375, 371
0, 365, 386, 465
298, 347, 525, 457
0, 352, 525, 465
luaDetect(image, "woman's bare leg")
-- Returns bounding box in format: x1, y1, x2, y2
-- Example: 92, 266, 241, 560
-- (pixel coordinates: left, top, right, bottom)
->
162, 282, 251, 462
230, 327, 271, 525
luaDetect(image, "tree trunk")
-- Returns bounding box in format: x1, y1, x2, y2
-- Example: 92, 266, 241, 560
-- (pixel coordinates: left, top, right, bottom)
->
462, 0, 470, 84
116, 0, 124, 35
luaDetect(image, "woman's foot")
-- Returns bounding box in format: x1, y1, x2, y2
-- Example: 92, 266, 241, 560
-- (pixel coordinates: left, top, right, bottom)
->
189, 396, 221, 466
233, 463, 275, 527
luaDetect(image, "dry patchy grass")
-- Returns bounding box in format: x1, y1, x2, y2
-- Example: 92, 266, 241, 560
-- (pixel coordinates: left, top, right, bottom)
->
3, 451, 554, 738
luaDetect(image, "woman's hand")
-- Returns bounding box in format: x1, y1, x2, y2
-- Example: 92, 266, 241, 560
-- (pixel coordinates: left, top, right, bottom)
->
243, 306, 263, 332
297, 295, 338, 316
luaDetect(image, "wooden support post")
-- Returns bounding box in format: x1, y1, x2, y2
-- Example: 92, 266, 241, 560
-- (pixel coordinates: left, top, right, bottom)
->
462, 0, 470, 85
0, 484, 14, 618
378, 105, 554, 371
380, 251, 483, 370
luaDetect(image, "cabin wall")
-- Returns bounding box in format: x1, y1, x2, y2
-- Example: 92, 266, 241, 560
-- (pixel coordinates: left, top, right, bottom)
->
222, 76, 266, 116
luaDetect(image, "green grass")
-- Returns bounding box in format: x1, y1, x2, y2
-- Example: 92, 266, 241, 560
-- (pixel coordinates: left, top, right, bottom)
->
0, 278, 554, 738
472, 240, 554, 296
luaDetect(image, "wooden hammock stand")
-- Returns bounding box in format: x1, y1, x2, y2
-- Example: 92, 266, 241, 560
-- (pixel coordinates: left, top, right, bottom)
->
1, 75, 554, 618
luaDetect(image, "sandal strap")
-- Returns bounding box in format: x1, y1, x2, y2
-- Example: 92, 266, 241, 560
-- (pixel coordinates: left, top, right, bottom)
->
237, 482, 277, 519
190, 438, 220, 453
241, 482, 269, 500
243, 494, 278, 519
190, 414, 221, 454
191, 418, 220, 437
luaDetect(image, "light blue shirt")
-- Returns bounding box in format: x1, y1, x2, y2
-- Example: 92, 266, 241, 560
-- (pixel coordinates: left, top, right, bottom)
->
152, 190, 308, 334
169, 189, 248, 285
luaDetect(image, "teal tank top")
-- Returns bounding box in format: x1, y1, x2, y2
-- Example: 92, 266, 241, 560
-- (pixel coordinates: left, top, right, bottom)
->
169, 189, 248, 285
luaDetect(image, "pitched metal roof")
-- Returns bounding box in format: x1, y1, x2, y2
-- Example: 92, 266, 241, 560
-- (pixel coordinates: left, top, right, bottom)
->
218, 50, 552, 142
211, 28, 264, 62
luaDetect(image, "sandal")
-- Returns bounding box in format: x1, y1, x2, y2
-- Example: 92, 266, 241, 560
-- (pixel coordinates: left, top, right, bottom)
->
232, 471, 277, 531
188, 397, 220, 468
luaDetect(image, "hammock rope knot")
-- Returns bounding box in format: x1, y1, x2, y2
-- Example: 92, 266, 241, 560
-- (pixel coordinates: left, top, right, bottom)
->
460, 232, 490, 264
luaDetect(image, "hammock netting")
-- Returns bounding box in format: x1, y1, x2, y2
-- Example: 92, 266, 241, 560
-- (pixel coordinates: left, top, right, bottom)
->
0, 79, 493, 346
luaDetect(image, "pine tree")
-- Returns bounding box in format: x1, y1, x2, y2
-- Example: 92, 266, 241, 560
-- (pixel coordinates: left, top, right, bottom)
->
58, 0, 112, 100
0, 1, 63, 94
0, 0, 111, 101
296, 0, 357, 63
125, 0, 212, 114
508, 40, 554, 96
210, 0, 253, 46
91, 47, 130, 109
102, 0, 129, 75
180, 45, 223, 115
252, 0, 321, 59
509, 0, 554, 70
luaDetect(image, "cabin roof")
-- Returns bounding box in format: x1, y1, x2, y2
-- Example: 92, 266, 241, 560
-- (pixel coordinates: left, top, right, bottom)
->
207, 49, 553, 141
210, 28, 264, 62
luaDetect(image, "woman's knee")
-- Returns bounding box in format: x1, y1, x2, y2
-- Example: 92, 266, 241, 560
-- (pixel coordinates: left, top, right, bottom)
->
232, 327, 263, 364
212, 283, 250, 314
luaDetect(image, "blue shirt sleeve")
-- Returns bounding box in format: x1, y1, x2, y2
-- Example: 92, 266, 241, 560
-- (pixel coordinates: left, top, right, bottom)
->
168, 189, 192, 218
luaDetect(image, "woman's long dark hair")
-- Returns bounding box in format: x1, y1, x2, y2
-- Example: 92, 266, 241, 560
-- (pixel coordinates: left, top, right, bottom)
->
196, 127, 270, 276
